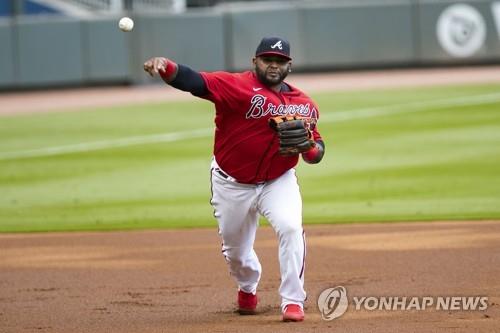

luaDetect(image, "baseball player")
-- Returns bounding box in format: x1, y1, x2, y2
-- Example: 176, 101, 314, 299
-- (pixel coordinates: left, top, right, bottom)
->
143, 36, 325, 322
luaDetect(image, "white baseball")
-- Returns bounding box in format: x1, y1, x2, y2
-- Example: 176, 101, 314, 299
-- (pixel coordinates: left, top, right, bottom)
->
118, 17, 134, 32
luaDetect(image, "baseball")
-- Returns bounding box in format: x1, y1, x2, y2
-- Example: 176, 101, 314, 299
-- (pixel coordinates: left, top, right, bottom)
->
118, 17, 134, 32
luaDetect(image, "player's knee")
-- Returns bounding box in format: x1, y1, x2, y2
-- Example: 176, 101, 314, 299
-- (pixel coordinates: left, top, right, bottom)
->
222, 246, 247, 262
276, 220, 303, 237
219, 226, 245, 241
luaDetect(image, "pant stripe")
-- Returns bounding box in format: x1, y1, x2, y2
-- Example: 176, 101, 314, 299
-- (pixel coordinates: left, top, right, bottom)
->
299, 229, 306, 279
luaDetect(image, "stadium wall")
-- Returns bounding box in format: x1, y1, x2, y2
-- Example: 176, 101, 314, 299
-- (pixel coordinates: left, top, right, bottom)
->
0, 0, 499, 89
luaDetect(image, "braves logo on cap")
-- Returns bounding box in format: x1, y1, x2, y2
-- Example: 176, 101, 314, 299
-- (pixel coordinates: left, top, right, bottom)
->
271, 41, 283, 50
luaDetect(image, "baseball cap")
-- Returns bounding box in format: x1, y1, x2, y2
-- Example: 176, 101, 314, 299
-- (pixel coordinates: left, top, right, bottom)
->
255, 37, 291, 60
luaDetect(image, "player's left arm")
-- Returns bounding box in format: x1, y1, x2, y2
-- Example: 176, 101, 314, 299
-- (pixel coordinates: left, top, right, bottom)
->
302, 139, 325, 164
302, 107, 325, 164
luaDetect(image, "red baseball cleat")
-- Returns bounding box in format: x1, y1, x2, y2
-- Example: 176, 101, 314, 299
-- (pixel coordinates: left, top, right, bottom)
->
282, 304, 304, 322
237, 290, 258, 315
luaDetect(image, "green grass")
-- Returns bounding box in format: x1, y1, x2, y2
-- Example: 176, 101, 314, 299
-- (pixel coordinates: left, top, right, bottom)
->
1, 84, 500, 232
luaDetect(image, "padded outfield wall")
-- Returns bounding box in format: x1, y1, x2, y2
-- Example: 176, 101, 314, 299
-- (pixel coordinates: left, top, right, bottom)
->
0, 0, 499, 89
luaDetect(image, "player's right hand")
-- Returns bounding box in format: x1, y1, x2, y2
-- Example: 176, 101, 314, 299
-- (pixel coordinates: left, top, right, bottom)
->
143, 57, 167, 77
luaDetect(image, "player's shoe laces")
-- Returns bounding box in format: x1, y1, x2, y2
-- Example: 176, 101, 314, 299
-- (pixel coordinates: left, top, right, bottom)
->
237, 290, 258, 315
282, 304, 304, 322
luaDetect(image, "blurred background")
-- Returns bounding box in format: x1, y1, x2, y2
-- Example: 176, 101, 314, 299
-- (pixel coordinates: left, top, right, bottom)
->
1, 0, 500, 90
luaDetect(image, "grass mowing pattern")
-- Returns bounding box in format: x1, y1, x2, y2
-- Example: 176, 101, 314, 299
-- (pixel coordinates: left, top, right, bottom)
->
1, 84, 499, 232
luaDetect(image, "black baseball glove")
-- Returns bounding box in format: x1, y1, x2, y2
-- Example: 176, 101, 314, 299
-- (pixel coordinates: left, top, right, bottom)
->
269, 116, 315, 156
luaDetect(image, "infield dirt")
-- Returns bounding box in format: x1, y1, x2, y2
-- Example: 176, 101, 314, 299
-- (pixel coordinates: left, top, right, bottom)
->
0, 221, 499, 333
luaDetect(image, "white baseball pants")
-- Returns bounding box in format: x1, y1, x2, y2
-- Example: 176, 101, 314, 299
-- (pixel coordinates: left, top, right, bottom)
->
210, 158, 306, 310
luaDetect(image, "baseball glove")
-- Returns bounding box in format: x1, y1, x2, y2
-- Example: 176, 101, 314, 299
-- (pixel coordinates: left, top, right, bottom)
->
269, 116, 315, 156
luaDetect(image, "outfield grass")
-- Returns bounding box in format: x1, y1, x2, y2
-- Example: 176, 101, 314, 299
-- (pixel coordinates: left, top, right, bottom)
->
1, 84, 500, 232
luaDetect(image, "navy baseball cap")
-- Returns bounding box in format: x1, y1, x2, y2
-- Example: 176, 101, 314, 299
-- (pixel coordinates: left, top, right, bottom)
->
255, 37, 291, 60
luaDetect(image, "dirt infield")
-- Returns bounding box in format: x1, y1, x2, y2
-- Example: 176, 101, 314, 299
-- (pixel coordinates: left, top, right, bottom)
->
0, 221, 499, 333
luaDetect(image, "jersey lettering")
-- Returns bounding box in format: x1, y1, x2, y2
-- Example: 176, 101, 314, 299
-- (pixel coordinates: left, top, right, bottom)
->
246, 94, 317, 119
247, 94, 266, 118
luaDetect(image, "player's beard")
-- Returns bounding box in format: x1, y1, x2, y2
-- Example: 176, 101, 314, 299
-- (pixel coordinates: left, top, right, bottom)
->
255, 66, 289, 87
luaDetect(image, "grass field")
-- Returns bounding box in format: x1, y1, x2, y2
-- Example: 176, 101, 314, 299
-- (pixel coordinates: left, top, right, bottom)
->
1, 84, 500, 232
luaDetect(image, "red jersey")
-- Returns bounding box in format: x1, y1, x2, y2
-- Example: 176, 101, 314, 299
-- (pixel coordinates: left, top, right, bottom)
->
200, 71, 322, 184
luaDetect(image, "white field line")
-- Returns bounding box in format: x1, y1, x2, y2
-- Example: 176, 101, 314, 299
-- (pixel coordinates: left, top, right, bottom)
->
0, 129, 212, 161
1, 92, 500, 161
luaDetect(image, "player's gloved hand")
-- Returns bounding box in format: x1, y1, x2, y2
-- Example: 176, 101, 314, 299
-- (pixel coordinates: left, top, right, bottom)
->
269, 116, 315, 156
